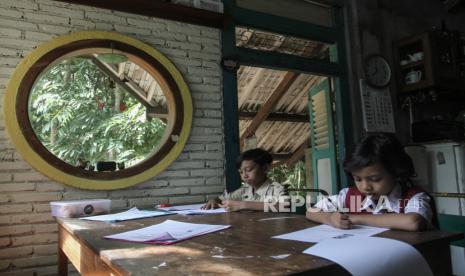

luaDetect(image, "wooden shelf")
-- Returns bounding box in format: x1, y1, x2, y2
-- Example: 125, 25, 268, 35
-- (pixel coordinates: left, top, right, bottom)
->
400, 60, 424, 70
394, 30, 465, 94
398, 88, 465, 97
398, 87, 465, 108
401, 80, 430, 93
55, 0, 226, 29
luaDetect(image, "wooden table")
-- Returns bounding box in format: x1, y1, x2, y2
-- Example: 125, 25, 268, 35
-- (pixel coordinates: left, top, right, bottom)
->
57, 211, 463, 275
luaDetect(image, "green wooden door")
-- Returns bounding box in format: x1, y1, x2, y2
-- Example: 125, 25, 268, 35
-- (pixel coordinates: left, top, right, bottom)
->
308, 78, 338, 195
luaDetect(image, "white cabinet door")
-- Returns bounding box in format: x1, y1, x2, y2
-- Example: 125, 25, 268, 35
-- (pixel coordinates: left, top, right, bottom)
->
425, 142, 462, 215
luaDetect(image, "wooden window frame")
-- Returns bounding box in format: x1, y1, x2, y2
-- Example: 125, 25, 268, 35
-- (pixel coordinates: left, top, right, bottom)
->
4, 31, 193, 190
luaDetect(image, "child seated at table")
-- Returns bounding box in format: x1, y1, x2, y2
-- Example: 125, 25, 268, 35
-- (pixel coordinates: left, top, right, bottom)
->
202, 148, 286, 211
306, 133, 437, 231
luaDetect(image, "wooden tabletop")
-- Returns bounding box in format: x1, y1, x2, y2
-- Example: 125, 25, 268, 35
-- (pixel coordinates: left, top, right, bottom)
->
57, 211, 463, 276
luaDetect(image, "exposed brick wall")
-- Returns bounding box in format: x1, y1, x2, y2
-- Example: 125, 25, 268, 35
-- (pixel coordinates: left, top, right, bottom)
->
0, 0, 224, 274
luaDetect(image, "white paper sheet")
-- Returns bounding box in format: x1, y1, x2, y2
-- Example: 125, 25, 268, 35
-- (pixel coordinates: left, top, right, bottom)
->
175, 208, 228, 215
272, 224, 388, 243
158, 203, 205, 211
104, 219, 231, 244
303, 236, 433, 276
80, 207, 172, 222
158, 204, 228, 215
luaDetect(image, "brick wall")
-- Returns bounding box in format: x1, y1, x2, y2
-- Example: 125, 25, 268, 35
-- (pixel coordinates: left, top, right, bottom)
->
0, 0, 224, 274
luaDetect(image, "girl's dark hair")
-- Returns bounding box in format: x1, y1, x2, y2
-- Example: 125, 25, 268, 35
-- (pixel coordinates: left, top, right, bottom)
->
343, 133, 415, 184
236, 148, 273, 169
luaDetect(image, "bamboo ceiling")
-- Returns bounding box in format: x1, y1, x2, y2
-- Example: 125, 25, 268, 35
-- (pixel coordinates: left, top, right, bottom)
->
104, 27, 329, 167
236, 27, 328, 167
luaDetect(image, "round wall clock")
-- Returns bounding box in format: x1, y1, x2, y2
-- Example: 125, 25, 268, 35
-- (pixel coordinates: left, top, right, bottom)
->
363, 55, 392, 88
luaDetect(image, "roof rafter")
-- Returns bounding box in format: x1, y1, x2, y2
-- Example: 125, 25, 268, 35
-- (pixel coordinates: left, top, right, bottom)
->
89, 56, 160, 110
89, 56, 169, 120
240, 71, 299, 149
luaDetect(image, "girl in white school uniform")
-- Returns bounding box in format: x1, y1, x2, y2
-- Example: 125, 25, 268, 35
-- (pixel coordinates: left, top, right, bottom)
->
306, 133, 437, 231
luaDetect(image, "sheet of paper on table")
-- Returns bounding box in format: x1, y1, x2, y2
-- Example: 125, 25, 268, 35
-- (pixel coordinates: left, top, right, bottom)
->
80, 207, 172, 222
158, 203, 205, 211
272, 224, 388, 243
175, 208, 228, 215
158, 203, 228, 215
303, 236, 433, 276
104, 219, 231, 244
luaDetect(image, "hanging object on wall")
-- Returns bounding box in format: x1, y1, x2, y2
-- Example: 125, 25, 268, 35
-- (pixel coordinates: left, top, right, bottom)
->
359, 79, 396, 133
363, 54, 392, 88
221, 58, 239, 72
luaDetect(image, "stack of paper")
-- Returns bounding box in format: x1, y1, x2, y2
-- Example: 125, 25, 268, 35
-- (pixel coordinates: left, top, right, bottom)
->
158, 204, 228, 215
80, 207, 172, 222
104, 219, 231, 244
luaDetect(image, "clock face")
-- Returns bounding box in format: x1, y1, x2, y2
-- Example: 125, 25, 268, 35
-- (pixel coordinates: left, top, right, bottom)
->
364, 55, 391, 88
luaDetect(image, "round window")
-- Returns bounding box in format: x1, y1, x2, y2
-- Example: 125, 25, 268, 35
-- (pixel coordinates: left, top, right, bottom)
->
4, 31, 192, 190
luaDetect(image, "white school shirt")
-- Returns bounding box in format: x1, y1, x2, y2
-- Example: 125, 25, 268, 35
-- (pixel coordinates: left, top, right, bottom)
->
220, 179, 286, 202
313, 184, 433, 223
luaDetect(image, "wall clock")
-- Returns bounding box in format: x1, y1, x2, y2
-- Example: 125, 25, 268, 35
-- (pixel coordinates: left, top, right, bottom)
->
363, 55, 392, 88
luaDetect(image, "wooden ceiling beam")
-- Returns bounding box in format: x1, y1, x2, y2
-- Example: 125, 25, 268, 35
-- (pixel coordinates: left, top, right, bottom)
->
89, 57, 154, 109
240, 71, 299, 148
271, 153, 292, 160
271, 153, 292, 169
239, 112, 308, 123
53, 0, 225, 29
91, 57, 170, 119
147, 106, 168, 119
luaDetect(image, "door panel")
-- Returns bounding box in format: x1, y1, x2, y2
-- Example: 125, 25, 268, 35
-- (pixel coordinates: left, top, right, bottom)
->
308, 78, 338, 195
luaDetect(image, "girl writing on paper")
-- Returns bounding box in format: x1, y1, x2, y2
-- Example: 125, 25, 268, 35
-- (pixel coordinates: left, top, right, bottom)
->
306, 133, 437, 231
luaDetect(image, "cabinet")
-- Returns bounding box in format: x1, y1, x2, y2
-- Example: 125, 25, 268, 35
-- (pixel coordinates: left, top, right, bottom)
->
394, 30, 465, 93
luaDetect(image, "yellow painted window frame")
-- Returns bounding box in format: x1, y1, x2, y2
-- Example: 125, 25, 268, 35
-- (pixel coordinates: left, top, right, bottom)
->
4, 31, 193, 190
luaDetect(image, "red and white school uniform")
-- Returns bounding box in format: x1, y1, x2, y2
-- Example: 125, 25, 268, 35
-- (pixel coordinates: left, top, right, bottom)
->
313, 184, 433, 225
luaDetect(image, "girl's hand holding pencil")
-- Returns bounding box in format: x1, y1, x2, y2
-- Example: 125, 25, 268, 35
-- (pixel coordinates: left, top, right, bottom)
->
328, 212, 352, 229
326, 196, 352, 229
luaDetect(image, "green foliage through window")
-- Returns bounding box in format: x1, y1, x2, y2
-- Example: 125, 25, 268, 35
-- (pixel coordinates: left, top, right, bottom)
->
268, 161, 307, 189
29, 57, 167, 169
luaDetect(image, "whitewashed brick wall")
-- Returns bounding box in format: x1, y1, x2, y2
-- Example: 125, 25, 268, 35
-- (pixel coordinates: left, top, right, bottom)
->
0, 0, 224, 274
